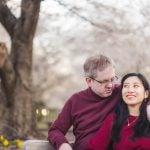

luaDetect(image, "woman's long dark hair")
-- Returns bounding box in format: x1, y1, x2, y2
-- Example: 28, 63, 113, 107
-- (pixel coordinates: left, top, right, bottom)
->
111, 73, 150, 142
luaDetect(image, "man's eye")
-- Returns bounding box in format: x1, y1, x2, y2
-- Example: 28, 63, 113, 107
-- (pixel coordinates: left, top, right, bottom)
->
102, 80, 108, 84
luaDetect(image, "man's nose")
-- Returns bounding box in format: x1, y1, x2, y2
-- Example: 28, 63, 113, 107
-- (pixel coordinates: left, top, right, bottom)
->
106, 81, 113, 88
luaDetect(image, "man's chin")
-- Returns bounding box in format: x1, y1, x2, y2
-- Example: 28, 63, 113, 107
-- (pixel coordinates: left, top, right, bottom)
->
105, 91, 112, 97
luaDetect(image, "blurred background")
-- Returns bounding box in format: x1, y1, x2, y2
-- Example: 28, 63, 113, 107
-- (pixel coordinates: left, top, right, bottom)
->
0, 0, 150, 142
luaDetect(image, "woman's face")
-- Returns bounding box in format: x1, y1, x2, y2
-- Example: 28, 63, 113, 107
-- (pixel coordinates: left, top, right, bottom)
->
122, 76, 148, 107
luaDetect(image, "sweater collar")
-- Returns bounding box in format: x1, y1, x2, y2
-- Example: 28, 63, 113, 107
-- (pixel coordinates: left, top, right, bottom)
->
87, 87, 111, 100
87, 85, 120, 101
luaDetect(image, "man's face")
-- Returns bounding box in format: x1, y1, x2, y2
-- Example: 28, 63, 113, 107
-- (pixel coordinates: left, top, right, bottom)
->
86, 66, 117, 97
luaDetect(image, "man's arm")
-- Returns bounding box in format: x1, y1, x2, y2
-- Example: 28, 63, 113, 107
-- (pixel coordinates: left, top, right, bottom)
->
48, 99, 73, 149
88, 114, 114, 150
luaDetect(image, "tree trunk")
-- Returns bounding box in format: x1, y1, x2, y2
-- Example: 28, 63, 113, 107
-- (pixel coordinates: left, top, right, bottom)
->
0, 0, 41, 138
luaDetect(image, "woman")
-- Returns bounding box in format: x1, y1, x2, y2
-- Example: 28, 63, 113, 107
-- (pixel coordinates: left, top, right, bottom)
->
87, 73, 150, 150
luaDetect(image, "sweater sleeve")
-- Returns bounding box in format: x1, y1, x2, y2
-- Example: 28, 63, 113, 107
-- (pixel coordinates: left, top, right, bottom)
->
87, 114, 114, 150
48, 98, 73, 149
147, 102, 150, 121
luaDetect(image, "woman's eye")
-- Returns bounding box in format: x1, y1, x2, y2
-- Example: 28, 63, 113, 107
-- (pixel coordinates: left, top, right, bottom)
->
123, 84, 128, 88
134, 85, 139, 88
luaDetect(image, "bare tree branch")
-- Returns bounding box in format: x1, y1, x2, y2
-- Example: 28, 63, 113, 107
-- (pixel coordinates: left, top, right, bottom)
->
0, 1, 17, 37
19, 0, 41, 41
53, 0, 143, 34
53, 0, 104, 29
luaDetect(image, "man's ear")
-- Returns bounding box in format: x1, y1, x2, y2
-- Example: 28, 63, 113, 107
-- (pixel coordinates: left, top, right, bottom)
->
85, 77, 92, 86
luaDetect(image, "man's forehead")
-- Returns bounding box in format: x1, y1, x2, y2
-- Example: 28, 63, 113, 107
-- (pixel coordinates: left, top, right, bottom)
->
96, 67, 116, 79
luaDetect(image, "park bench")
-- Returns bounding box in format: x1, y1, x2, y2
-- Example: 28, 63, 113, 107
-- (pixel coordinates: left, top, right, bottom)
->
21, 128, 75, 150
22, 140, 74, 150
22, 140, 55, 150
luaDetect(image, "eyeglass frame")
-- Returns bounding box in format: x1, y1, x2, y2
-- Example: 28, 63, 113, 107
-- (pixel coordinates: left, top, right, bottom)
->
89, 76, 118, 85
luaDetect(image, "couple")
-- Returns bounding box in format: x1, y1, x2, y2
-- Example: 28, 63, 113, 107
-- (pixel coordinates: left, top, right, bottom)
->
48, 54, 150, 150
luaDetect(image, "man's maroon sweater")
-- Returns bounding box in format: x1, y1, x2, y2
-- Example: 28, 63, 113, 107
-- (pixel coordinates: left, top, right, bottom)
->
48, 86, 120, 150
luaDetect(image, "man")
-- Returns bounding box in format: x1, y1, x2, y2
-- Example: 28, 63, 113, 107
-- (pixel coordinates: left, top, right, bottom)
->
48, 54, 121, 150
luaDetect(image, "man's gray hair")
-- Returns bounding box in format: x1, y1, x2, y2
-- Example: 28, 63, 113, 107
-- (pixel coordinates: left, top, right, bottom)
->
83, 54, 114, 78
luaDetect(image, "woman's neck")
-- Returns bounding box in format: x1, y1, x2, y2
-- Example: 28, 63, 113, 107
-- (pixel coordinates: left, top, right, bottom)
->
128, 105, 140, 116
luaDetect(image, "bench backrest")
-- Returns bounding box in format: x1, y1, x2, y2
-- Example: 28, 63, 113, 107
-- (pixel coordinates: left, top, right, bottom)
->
22, 140, 55, 150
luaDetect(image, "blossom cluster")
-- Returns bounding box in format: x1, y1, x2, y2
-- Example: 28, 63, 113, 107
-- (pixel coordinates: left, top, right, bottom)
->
0, 135, 23, 149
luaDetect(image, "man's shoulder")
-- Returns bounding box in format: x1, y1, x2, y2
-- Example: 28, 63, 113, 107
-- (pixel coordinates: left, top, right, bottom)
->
66, 88, 89, 104
114, 84, 121, 90
69, 88, 88, 99
112, 84, 121, 94
104, 112, 116, 123
110, 84, 121, 101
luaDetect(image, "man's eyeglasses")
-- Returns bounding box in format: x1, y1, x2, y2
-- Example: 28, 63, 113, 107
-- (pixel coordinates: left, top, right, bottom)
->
90, 76, 118, 85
